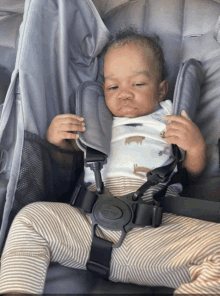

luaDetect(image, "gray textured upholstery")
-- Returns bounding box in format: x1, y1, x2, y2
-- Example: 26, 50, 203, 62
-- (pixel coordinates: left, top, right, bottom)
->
1, 0, 220, 295
0, 2, 23, 105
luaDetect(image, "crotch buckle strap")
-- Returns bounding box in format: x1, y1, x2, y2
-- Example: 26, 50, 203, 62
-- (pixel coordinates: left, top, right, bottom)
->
83, 188, 163, 279
71, 186, 163, 278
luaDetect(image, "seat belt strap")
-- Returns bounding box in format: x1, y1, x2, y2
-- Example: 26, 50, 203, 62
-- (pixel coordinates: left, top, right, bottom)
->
86, 235, 113, 279
70, 184, 98, 213
163, 195, 220, 223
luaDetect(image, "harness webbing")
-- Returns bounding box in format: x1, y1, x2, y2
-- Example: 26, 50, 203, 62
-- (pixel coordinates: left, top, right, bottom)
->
70, 144, 180, 279
86, 235, 113, 279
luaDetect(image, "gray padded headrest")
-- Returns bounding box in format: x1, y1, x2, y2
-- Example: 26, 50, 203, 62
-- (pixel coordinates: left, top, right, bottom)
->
75, 59, 205, 157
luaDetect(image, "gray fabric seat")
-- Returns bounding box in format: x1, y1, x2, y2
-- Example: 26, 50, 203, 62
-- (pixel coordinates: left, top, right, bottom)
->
1, 0, 220, 294
0, 2, 175, 294
44, 263, 174, 294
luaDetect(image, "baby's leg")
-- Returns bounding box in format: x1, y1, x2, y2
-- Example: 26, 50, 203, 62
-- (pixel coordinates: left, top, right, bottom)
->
111, 213, 220, 295
0, 202, 93, 295
2, 199, 220, 295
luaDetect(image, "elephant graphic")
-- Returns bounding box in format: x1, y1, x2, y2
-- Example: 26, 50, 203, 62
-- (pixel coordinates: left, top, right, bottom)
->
125, 136, 145, 145
133, 164, 153, 178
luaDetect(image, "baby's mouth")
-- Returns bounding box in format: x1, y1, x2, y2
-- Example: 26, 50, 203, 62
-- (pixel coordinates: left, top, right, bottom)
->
118, 105, 137, 116
119, 104, 135, 111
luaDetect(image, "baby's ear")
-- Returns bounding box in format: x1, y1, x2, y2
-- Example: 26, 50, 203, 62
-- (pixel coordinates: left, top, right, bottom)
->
158, 80, 169, 102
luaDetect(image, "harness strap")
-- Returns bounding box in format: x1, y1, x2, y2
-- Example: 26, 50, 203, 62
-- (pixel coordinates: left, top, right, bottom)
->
70, 145, 179, 279
70, 185, 97, 213
163, 195, 220, 223
86, 235, 113, 279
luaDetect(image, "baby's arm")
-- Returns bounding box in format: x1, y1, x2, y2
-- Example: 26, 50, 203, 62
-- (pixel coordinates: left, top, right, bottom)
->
46, 114, 85, 151
164, 110, 207, 177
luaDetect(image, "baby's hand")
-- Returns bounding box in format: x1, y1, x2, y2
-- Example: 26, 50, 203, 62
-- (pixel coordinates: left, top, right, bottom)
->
46, 114, 85, 150
164, 110, 206, 155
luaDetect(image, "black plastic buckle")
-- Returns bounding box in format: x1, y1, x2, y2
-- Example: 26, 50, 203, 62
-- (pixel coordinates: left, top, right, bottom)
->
85, 147, 106, 194
90, 195, 132, 248
86, 161, 104, 194
89, 190, 163, 249
86, 190, 163, 279
132, 160, 177, 201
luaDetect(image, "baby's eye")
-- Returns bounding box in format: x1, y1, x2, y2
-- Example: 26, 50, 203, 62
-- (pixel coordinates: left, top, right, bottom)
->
133, 83, 146, 87
108, 86, 118, 90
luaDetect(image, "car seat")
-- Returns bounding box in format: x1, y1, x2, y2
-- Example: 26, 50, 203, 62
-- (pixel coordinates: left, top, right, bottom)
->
1, 0, 220, 294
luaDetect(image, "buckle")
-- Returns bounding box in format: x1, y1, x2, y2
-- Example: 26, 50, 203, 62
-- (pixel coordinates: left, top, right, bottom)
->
86, 161, 104, 194
86, 189, 163, 279
89, 189, 163, 248
85, 147, 106, 194
90, 193, 132, 249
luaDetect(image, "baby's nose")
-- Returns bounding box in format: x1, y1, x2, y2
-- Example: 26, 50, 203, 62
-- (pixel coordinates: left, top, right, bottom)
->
118, 89, 133, 100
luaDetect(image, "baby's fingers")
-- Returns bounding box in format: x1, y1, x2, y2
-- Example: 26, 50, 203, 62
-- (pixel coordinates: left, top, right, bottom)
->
166, 135, 180, 145
165, 127, 187, 138
55, 113, 84, 122
53, 114, 84, 129
62, 131, 80, 140
60, 121, 86, 133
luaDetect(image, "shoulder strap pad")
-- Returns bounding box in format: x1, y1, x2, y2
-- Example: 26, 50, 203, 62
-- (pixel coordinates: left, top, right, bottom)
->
75, 81, 112, 156
173, 59, 205, 120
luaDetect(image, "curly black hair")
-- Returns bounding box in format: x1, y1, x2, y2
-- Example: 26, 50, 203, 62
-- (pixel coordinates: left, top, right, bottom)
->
101, 26, 169, 81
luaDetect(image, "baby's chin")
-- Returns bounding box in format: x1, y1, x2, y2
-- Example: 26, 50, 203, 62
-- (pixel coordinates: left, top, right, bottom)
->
113, 110, 151, 118
113, 107, 140, 118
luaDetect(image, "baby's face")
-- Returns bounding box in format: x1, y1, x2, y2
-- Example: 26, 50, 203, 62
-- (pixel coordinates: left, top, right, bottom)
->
103, 43, 168, 118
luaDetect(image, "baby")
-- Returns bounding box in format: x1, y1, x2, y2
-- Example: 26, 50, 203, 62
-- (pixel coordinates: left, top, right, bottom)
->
3, 30, 220, 296
47, 30, 206, 181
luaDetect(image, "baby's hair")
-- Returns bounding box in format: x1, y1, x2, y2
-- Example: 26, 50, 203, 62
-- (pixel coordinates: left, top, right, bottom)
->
101, 27, 169, 81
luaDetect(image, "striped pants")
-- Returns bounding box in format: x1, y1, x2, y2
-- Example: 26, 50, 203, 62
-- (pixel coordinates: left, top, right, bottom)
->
1, 179, 220, 294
